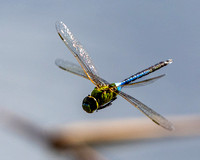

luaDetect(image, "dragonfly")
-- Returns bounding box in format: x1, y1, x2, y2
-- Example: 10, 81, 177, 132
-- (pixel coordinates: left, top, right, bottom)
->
55, 21, 174, 131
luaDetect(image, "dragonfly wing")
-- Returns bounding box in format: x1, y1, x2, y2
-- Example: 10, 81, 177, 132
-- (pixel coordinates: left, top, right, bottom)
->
56, 21, 108, 87
55, 59, 89, 80
55, 59, 110, 84
120, 74, 165, 88
118, 91, 174, 131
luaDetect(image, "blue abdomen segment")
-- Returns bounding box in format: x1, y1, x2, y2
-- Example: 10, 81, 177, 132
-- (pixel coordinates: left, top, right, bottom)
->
120, 70, 150, 86
118, 59, 172, 86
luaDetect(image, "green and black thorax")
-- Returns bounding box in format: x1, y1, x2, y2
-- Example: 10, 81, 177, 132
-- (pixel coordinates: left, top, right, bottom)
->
82, 83, 118, 113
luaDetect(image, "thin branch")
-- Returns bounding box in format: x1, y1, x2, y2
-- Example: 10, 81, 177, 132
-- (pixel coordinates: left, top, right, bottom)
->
0, 108, 108, 160
0, 108, 47, 142
49, 114, 200, 146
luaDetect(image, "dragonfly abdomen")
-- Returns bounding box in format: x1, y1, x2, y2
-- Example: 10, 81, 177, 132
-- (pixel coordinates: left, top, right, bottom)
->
120, 59, 172, 86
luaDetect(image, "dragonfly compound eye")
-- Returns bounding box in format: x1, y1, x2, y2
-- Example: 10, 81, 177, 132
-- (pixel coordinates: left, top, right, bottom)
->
82, 96, 98, 113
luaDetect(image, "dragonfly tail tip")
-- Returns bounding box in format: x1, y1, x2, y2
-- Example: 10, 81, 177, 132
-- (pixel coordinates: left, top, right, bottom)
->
166, 59, 173, 64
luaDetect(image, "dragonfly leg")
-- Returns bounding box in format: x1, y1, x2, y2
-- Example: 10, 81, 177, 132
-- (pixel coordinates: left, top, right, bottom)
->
97, 97, 117, 111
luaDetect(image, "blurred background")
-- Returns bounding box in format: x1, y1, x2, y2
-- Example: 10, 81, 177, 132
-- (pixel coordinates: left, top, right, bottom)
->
0, 0, 200, 159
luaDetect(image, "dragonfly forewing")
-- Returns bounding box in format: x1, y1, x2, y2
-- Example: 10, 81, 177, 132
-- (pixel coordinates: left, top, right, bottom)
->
55, 21, 107, 87
118, 91, 174, 131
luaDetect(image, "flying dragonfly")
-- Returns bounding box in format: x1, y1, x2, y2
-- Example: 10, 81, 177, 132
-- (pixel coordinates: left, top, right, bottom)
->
55, 21, 174, 131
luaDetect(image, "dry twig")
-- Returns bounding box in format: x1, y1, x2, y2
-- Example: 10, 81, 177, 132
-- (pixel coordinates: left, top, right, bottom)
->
49, 114, 200, 146
0, 108, 107, 160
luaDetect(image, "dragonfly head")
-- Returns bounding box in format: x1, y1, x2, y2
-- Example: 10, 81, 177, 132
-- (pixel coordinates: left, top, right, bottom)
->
82, 95, 99, 113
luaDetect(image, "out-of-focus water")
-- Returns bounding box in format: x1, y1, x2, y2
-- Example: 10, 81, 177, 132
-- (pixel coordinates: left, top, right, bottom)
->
0, 1, 200, 160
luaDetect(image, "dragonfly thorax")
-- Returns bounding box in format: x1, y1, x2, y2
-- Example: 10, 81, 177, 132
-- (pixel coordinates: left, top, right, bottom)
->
82, 85, 118, 113
82, 95, 99, 113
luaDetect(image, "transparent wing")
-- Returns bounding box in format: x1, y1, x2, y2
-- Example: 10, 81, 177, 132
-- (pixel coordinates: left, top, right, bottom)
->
56, 21, 108, 87
55, 59, 109, 85
55, 59, 89, 80
118, 91, 174, 131
120, 74, 165, 88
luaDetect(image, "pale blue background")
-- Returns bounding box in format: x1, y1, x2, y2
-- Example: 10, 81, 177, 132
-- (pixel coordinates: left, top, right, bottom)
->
0, 0, 200, 160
